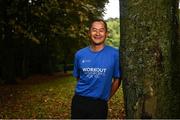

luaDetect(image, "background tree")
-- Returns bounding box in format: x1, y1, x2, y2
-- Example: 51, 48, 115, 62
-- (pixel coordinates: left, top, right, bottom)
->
106, 18, 120, 49
120, 0, 180, 118
0, 0, 109, 84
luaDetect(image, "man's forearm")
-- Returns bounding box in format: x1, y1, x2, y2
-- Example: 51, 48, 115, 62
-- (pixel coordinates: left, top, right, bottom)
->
109, 79, 121, 100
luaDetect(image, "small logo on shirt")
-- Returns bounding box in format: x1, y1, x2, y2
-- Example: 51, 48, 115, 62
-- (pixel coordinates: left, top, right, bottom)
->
82, 59, 91, 63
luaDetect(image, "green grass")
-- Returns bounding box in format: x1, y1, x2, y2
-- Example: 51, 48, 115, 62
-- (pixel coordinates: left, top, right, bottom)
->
0, 75, 124, 119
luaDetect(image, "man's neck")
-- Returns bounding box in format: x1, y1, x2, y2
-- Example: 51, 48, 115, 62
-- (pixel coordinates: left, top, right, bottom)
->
90, 44, 105, 52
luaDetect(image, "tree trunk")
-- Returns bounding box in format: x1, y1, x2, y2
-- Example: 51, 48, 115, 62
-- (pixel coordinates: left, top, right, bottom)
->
120, 0, 180, 118
1, 1, 16, 84
171, 0, 180, 117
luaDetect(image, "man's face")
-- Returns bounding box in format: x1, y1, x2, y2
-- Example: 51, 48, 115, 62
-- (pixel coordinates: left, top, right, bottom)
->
89, 21, 108, 46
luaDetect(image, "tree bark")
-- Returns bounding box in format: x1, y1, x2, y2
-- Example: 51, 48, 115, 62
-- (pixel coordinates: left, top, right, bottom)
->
120, 0, 180, 118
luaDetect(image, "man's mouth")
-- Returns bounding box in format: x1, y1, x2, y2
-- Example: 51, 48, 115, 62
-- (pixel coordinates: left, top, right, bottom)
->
94, 36, 103, 39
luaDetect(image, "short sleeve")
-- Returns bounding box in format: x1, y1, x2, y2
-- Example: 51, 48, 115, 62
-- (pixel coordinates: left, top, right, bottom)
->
113, 50, 121, 79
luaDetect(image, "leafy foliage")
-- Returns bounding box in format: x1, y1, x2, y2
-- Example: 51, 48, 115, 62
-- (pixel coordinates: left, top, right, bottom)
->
0, 0, 109, 83
106, 18, 120, 48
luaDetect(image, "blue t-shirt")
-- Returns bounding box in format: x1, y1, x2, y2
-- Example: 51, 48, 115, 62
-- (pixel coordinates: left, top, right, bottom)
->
73, 45, 121, 101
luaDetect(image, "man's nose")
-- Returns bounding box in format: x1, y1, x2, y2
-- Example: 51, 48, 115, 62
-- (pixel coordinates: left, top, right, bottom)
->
95, 30, 100, 35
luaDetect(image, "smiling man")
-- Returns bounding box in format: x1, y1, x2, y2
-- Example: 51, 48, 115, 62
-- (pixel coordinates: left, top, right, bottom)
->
71, 19, 122, 119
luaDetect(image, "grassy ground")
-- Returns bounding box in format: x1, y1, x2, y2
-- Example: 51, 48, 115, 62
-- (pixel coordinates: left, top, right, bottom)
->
0, 73, 125, 119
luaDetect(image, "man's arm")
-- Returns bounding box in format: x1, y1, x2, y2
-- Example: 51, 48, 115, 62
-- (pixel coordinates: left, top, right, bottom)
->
109, 78, 121, 100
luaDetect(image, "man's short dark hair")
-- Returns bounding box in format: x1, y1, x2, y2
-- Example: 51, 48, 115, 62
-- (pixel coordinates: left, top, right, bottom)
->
89, 19, 108, 32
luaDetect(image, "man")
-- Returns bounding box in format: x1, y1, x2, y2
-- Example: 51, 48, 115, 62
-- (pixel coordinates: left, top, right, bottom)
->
71, 19, 121, 119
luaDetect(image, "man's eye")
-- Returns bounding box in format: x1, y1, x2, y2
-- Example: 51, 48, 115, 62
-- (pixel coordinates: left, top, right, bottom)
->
92, 29, 105, 32
100, 30, 105, 32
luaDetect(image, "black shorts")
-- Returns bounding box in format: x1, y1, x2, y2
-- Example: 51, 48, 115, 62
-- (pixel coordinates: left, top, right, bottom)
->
71, 94, 108, 119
